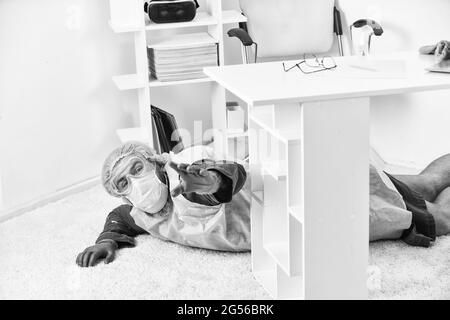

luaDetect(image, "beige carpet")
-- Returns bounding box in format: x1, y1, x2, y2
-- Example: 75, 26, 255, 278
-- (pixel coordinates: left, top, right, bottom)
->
0, 185, 448, 299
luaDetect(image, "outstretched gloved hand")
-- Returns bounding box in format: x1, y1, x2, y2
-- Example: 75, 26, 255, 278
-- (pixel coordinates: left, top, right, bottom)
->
169, 161, 223, 197
76, 240, 118, 267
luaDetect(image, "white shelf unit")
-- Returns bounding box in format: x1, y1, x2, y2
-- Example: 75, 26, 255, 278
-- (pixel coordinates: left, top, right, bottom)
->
109, 0, 247, 144
248, 102, 304, 299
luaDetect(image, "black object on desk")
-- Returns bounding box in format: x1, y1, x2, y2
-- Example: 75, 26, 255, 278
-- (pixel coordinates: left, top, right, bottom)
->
351, 19, 384, 36
144, 0, 199, 24
151, 105, 184, 154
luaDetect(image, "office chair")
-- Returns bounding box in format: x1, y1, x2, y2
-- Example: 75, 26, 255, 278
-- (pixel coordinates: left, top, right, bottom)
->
227, 0, 344, 64
222, 1, 350, 162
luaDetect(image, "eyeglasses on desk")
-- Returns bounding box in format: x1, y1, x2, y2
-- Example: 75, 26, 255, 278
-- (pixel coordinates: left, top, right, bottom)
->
282, 54, 337, 74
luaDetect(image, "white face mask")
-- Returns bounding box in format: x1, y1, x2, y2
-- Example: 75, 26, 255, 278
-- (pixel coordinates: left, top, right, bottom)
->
127, 170, 169, 214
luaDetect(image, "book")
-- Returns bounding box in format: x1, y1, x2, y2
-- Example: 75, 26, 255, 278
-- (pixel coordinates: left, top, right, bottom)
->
148, 32, 218, 50
147, 32, 218, 82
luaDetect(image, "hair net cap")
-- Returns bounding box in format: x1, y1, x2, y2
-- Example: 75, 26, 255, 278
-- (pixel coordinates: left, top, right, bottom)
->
102, 141, 156, 197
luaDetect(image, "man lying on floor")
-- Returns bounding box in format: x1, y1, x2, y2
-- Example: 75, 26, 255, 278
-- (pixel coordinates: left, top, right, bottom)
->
76, 142, 251, 267
76, 142, 450, 267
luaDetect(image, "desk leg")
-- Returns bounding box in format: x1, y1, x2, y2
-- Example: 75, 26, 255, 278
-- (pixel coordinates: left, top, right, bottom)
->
302, 97, 370, 299
210, 81, 227, 157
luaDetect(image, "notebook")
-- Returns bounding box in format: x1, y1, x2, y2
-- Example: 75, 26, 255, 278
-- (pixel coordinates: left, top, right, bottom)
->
343, 59, 407, 79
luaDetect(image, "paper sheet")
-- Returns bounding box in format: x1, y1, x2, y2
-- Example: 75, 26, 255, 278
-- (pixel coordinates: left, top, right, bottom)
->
318, 58, 408, 79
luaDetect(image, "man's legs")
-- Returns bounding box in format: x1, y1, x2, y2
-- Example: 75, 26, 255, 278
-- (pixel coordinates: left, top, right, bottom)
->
393, 154, 450, 202
390, 154, 450, 236
426, 187, 450, 236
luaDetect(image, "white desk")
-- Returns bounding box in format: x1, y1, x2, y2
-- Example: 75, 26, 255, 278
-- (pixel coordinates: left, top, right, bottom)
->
204, 52, 450, 299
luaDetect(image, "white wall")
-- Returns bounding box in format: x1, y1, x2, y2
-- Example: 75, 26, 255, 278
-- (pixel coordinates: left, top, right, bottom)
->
0, 0, 136, 213
1, 0, 450, 215
0, 0, 241, 215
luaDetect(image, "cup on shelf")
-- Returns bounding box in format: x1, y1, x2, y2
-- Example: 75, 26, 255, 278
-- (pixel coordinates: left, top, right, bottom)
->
226, 102, 245, 133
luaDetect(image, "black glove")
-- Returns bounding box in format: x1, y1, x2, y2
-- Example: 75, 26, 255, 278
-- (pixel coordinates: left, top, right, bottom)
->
168, 161, 223, 197
76, 240, 118, 267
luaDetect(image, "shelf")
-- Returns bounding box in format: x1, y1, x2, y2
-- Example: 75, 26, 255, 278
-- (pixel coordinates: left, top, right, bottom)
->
226, 130, 248, 139
261, 161, 287, 181
255, 266, 303, 299
249, 111, 301, 145
221, 10, 248, 24
113, 74, 147, 90
264, 242, 290, 276
149, 76, 213, 87
253, 269, 277, 298
109, 20, 143, 33
148, 32, 217, 50
113, 74, 213, 90
276, 266, 305, 300
116, 127, 151, 144
111, 10, 247, 33
289, 206, 304, 223
145, 12, 218, 31
251, 190, 264, 206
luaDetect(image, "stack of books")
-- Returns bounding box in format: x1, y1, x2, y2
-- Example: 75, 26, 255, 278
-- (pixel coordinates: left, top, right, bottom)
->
147, 33, 219, 82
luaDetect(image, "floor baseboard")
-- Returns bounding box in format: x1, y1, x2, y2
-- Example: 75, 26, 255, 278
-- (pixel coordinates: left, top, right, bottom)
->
0, 176, 100, 223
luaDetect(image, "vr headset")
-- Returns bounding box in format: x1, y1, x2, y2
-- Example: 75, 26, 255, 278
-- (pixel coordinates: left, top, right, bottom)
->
144, 0, 200, 24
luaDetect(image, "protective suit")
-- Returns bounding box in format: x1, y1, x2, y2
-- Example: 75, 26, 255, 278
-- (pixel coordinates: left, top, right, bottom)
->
130, 146, 251, 251
369, 163, 412, 241
98, 143, 251, 252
